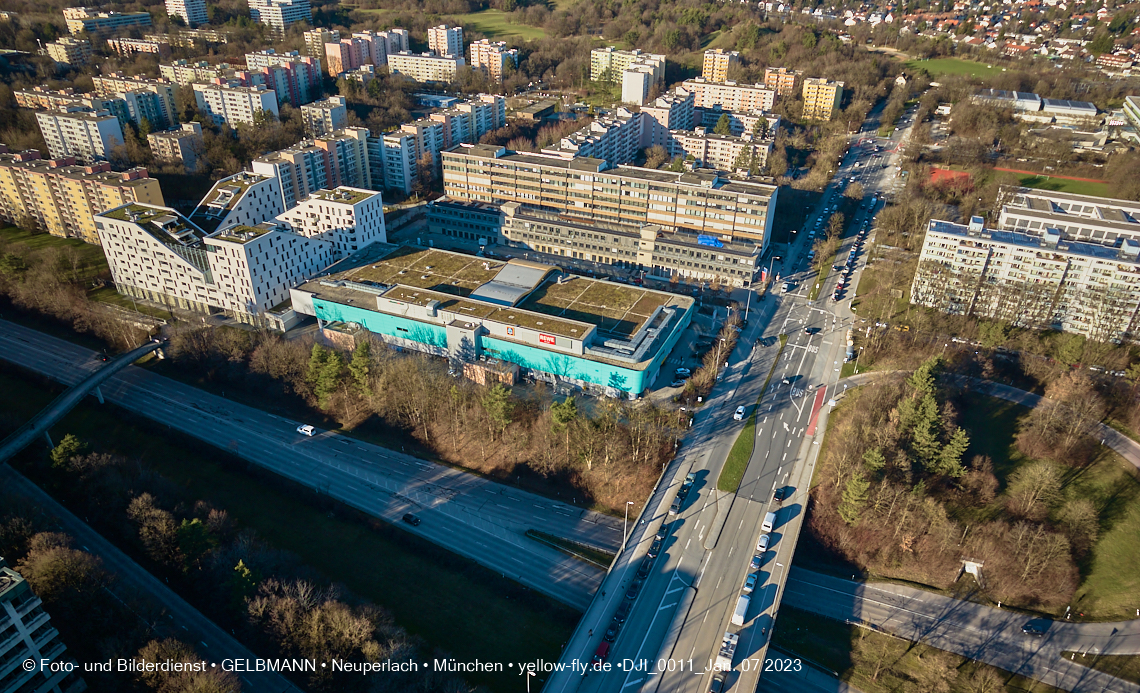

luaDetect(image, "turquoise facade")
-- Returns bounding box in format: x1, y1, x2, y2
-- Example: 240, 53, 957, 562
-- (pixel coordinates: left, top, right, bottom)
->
311, 296, 692, 394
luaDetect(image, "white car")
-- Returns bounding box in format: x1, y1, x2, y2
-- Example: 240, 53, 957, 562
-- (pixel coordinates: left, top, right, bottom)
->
757, 534, 770, 551
734, 406, 746, 421
297, 424, 316, 436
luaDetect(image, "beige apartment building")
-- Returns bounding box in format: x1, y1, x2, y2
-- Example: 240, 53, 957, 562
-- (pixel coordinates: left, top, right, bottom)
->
702, 49, 741, 82
802, 77, 844, 120
763, 66, 800, 96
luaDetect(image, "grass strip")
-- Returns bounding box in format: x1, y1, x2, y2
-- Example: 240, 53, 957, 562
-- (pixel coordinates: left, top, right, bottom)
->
526, 529, 615, 568
1060, 653, 1140, 685
717, 334, 787, 492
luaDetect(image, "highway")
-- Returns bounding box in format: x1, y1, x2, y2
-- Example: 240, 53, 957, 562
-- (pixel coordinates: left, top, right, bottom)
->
784, 569, 1140, 693
0, 317, 619, 611
0, 464, 304, 693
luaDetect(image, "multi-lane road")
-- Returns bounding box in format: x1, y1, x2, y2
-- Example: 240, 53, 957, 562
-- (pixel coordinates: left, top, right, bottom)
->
0, 317, 619, 611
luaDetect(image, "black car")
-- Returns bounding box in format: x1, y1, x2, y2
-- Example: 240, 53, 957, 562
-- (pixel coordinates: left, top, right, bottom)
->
647, 538, 662, 558
402, 513, 421, 526
637, 558, 652, 579
774, 486, 794, 502
626, 579, 642, 601
1022, 621, 1048, 636
604, 622, 620, 642
614, 600, 631, 623
656, 524, 669, 541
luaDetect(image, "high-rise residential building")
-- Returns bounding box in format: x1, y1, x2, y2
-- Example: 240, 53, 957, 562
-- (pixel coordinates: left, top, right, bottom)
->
44, 37, 91, 66
165, 0, 207, 26
373, 131, 417, 195
148, 28, 230, 47
1124, 95, 1140, 133
590, 47, 666, 85
247, 0, 310, 33
161, 59, 244, 85
621, 62, 658, 106
96, 203, 334, 325
387, 52, 464, 83
428, 94, 507, 148
702, 49, 741, 82
305, 27, 338, 56
665, 128, 772, 173
324, 36, 369, 76
106, 37, 171, 58
680, 78, 777, 112
189, 171, 285, 233
274, 187, 385, 260
694, 107, 780, 138
92, 74, 178, 128
468, 39, 518, 83
15, 88, 132, 130
0, 146, 164, 243
192, 82, 279, 127
640, 88, 696, 149
912, 216, 1140, 342
301, 95, 347, 136
35, 109, 125, 163
251, 127, 371, 209
0, 559, 87, 693
428, 24, 463, 57
544, 108, 644, 166
802, 77, 844, 120
63, 6, 152, 34
244, 50, 322, 106
763, 66, 800, 96
147, 122, 205, 172
442, 143, 779, 247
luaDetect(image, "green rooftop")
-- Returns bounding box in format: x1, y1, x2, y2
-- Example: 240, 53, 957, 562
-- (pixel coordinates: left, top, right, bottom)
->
342, 246, 504, 297
213, 224, 271, 243
313, 187, 376, 206
100, 203, 168, 224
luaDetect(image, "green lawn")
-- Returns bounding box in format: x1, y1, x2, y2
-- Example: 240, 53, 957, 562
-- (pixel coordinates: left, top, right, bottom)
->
1015, 174, 1112, 199
0, 365, 578, 693
87, 286, 175, 321
904, 57, 1006, 78
0, 225, 108, 283
773, 606, 1066, 693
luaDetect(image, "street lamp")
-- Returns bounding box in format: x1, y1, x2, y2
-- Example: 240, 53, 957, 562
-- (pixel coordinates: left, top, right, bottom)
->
622, 501, 635, 554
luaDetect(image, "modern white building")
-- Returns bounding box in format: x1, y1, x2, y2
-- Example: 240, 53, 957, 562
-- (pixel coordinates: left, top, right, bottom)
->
590, 47, 666, 85
165, 0, 206, 26
273, 186, 386, 259
147, 122, 205, 171
35, 109, 125, 163
301, 95, 347, 136
189, 171, 285, 233
680, 78, 777, 113
428, 24, 463, 57
387, 52, 464, 83
247, 0, 310, 33
912, 216, 1140, 342
622, 62, 658, 106
96, 203, 335, 325
995, 186, 1140, 244
193, 82, 279, 127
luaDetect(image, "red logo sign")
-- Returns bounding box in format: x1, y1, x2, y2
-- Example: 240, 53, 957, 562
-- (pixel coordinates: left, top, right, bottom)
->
539, 333, 555, 345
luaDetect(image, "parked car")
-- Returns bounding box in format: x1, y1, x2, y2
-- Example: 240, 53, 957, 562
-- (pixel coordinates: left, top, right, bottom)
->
604, 622, 620, 642
592, 642, 611, 666
743, 573, 758, 594
648, 538, 662, 558
671, 380, 687, 388
675, 367, 692, 377
750, 554, 762, 570
757, 534, 770, 552
402, 513, 421, 526
297, 424, 316, 436
734, 406, 746, 421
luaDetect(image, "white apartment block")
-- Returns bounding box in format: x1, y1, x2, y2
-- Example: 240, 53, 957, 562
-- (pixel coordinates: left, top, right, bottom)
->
247, 0, 311, 32
400, 118, 446, 168
36, 109, 125, 163
190, 171, 284, 233
667, 129, 772, 173
45, 37, 91, 66
301, 95, 347, 136
912, 217, 1140, 342
590, 47, 666, 85
305, 28, 338, 56
680, 78, 777, 113
251, 127, 371, 209
63, 7, 152, 34
468, 39, 518, 83
545, 108, 645, 166
387, 52, 464, 83
374, 132, 417, 195
107, 37, 171, 57
641, 88, 696, 148
428, 24, 463, 57
148, 122, 204, 171
92, 74, 177, 127
622, 63, 657, 106
995, 186, 1140, 245
428, 94, 506, 148
165, 0, 206, 26
96, 203, 334, 324
193, 82, 279, 127
273, 187, 386, 259
694, 107, 780, 138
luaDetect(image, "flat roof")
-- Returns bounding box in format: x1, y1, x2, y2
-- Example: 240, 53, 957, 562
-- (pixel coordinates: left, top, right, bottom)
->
518, 274, 673, 338
930, 219, 1140, 263
310, 187, 376, 205
331, 246, 504, 297
213, 224, 271, 243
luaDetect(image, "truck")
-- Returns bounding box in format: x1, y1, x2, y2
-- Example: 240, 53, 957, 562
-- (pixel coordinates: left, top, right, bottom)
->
845, 329, 855, 362
731, 595, 750, 627
715, 631, 739, 671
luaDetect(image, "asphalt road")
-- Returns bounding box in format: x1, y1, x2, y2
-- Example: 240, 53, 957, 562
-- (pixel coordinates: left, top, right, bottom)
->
0, 318, 618, 611
784, 569, 1140, 693
0, 464, 303, 693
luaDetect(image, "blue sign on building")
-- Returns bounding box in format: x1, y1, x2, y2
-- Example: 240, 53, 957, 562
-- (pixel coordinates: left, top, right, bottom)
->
697, 235, 724, 248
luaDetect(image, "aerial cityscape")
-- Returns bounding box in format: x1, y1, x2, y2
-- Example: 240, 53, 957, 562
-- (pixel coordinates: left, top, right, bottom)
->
0, 0, 1138, 690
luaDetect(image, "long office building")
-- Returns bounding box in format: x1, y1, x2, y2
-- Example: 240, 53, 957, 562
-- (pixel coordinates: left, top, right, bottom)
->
35, 109, 125, 163
442, 143, 779, 248
0, 559, 87, 693
288, 244, 695, 396
387, 52, 464, 83
15, 87, 132, 130
680, 78, 777, 113
193, 82, 279, 127
97, 203, 335, 326
63, 6, 151, 35
0, 146, 164, 243
44, 37, 91, 66
912, 216, 1140, 342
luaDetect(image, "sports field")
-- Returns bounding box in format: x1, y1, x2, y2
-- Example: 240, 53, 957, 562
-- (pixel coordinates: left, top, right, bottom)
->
1016, 174, 1112, 198
904, 57, 1006, 78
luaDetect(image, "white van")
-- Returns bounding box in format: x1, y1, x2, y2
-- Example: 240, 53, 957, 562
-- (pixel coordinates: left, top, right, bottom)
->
762, 511, 776, 533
